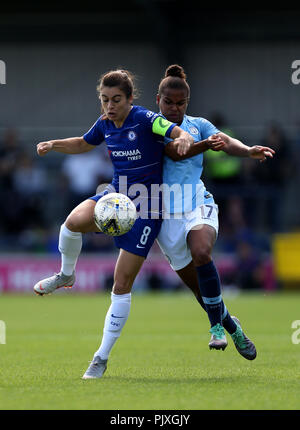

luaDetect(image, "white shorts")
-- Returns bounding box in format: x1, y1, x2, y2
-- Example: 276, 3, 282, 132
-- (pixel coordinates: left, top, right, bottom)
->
156, 203, 219, 271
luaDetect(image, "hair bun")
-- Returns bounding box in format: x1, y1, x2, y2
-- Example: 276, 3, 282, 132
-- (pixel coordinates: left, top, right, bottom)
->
165, 64, 186, 80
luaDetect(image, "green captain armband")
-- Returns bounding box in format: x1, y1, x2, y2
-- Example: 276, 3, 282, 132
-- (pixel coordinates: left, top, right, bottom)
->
152, 116, 175, 137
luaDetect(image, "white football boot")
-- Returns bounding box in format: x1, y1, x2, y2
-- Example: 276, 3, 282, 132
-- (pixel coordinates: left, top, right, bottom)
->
82, 356, 108, 379
34, 272, 75, 295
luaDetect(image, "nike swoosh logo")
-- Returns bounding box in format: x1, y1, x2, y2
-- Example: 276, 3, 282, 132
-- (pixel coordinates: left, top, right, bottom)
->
39, 284, 44, 291
136, 244, 145, 248
105, 134, 111, 138
111, 314, 125, 318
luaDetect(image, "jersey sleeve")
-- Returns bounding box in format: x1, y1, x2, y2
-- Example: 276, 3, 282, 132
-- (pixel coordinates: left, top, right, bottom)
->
83, 118, 105, 146
198, 118, 220, 139
135, 108, 176, 138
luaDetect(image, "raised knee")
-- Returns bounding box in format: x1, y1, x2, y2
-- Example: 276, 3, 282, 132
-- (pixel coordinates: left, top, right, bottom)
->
65, 214, 82, 232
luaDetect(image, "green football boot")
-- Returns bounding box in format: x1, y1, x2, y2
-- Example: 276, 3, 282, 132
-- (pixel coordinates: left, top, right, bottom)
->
231, 316, 257, 360
209, 323, 228, 351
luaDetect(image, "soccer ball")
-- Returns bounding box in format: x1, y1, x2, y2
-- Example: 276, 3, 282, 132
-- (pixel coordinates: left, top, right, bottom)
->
94, 193, 137, 236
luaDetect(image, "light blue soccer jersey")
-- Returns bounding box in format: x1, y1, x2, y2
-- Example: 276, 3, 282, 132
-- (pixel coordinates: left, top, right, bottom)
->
162, 115, 219, 214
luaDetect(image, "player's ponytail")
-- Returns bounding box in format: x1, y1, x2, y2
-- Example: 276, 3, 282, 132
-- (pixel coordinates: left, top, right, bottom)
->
158, 64, 190, 98
164, 64, 187, 80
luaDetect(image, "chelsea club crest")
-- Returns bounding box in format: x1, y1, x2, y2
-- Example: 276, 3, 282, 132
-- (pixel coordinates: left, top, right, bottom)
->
128, 130, 137, 141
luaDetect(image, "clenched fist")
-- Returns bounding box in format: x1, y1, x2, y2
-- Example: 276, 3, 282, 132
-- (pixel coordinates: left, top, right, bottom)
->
37, 141, 54, 156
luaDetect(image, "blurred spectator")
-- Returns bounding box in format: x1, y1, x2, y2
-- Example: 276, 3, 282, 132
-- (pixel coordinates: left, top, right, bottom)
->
0, 129, 51, 250
61, 144, 113, 212
247, 122, 293, 232
203, 113, 244, 231
204, 112, 243, 187
218, 196, 271, 253
252, 122, 292, 187
12, 151, 48, 232
234, 241, 264, 290
0, 128, 25, 234
13, 151, 47, 195
218, 196, 270, 290
0, 128, 21, 191
290, 119, 300, 230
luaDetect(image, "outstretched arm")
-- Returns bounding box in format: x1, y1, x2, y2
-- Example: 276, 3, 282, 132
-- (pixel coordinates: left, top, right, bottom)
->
217, 132, 275, 162
165, 131, 275, 163
37, 137, 95, 156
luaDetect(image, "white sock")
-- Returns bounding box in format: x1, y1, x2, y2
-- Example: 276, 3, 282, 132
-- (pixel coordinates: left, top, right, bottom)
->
58, 223, 82, 276
94, 292, 131, 360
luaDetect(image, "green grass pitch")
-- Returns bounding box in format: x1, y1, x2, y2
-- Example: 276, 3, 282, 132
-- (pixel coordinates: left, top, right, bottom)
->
0, 290, 299, 410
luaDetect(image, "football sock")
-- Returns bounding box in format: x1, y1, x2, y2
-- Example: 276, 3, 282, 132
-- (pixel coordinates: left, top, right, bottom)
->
196, 261, 222, 328
221, 302, 238, 334
58, 223, 82, 276
95, 292, 131, 360
196, 296, 237, 334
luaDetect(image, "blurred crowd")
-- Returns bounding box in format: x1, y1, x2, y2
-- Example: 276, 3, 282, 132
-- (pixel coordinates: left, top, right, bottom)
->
0, 128, 114, 254
0, 116, 298, 290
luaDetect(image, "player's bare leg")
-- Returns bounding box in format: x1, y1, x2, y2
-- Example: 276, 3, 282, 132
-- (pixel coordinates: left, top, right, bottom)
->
34, 199, 99, 295
176, 261, 205, 303
65, 199, 100, 233
82, 250, 145, 379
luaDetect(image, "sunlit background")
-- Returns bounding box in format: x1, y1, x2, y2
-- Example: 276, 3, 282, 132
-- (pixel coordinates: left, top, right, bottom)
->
1, 2, 300, 294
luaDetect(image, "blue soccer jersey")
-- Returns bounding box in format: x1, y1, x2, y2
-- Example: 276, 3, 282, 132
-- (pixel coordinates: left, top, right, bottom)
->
84, 105, 175, 197
83, 105, 176, 257
162, 115, 220, 214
